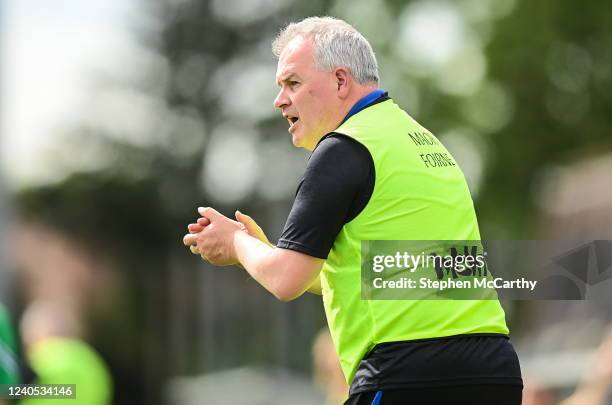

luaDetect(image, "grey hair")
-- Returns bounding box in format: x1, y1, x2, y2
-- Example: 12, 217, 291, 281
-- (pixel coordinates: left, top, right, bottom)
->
272, 16, 379, 85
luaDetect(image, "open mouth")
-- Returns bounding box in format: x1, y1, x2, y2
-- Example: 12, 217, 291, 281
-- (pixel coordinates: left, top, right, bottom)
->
287, 116, 299, 131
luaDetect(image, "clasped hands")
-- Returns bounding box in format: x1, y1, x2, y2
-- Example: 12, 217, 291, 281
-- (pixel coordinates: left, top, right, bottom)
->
182, 207, 270, 266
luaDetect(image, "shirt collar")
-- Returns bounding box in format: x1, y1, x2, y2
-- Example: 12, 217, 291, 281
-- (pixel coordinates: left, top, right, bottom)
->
342, 89, 387, 124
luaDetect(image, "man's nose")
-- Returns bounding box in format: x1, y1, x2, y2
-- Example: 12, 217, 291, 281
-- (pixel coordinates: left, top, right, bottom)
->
274, 88, 290, 109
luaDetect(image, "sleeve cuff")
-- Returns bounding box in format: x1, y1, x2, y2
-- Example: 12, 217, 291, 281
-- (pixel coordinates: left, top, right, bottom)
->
276, 239, 329, 259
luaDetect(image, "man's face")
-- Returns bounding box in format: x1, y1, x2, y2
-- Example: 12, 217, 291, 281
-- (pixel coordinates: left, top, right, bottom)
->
274, 37, 343, 150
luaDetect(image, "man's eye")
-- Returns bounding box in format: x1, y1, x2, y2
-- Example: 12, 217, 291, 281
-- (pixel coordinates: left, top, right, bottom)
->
288, 81, 299, 87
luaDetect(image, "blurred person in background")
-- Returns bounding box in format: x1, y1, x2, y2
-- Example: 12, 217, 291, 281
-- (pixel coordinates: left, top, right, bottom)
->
0, 303, 20, 405
560, 327, 612, 405
18, 301, 112, 405
184, 16, 522, 404
522, 383, 557, 405
312, 328, 348, 405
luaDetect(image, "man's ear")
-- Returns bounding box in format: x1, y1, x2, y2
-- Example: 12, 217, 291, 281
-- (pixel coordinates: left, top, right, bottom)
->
335, 68, 350, 98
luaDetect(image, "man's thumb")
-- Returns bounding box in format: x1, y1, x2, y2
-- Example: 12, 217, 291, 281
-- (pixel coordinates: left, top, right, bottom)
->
235, 211, 271, 245
236, 211, 260, 235
235, 210, 253, 227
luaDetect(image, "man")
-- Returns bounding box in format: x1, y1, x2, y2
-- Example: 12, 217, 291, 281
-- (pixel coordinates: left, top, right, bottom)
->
19, 301, 113, 405
184, 17, 523, 404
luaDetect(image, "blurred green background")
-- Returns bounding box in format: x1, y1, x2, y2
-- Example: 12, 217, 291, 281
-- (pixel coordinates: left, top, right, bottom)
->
1, 0, 612, 404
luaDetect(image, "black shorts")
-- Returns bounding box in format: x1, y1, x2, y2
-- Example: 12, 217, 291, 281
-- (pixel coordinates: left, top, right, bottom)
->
344, 384, 523, 405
